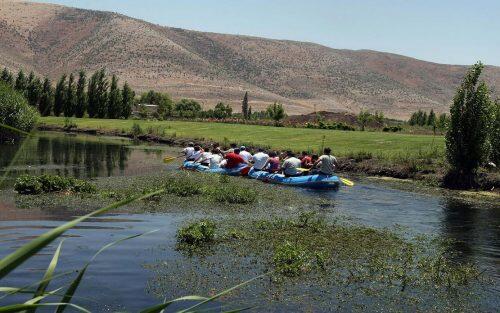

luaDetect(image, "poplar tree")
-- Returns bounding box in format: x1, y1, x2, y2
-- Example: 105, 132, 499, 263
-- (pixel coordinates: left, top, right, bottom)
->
26, 76, 42, 107
445, 62, 494, 188
15, 70, 27, 94
1, 68, 13, 87
54, 74, 67, 117
87, 72, 98, 118
96, 69, 109, 118
75, 70, 87, 118
241, 91, 249, 119
106, 75, 121, 118
64, 73, 76, 117
39, 78, 53, 116
121, 82, 134, 119
427, 109, 436, 126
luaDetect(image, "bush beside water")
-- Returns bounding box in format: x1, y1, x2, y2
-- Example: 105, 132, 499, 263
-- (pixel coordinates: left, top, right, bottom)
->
14, 174, 96, 195
0, 82, 39, 141
177, 220, 216, 245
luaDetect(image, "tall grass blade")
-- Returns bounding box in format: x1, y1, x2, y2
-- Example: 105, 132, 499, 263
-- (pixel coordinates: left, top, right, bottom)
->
55, 230, 158, 313
177, 272, 269, 313
0, 271, 74, 300
139, 296, 208, 313
0, 122, 31, 137
0, 189, 164, 279
0, 302, 89, 313
26, 240, 64, 312
24, 287, 64, 305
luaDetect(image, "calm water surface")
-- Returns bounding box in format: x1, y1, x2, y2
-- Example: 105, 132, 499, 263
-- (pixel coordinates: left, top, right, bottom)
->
0, 132, 498, 311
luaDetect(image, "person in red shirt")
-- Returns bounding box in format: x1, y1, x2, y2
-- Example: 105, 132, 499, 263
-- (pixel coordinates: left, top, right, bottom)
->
300, 151, 313, 169
223, 148, 248, 169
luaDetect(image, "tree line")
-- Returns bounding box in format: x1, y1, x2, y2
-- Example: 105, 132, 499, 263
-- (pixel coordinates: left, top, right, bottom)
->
1, 68, 134, 119
1, 67, 288, 124
408, 109, 449, 129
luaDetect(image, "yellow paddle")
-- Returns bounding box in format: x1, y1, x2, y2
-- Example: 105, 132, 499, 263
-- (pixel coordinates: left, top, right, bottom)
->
297, 168, 354, 186
163, 156, 180, 163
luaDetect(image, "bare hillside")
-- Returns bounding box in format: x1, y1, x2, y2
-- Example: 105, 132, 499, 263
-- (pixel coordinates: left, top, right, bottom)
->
1, 0, 499, 118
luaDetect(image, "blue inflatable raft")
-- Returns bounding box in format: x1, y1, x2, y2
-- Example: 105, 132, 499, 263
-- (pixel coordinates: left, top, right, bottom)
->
182, 161, 248, 176
182, 161, 341, 189
248, 168, 340, 189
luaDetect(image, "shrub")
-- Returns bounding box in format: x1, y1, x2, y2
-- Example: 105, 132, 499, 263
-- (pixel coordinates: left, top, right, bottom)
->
177, 220, 216, 245
131, 122, 143, 137
14, 175, 43, 195
63, 117, 77, 130
273, 241, 309, 277
0, 82, 39, 141
383, 125, 402, 132
14, 174, 96, 194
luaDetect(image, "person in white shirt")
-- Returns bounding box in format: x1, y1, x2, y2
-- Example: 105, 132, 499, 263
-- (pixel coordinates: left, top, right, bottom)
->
313, 147, 338, 175
209, 148, 223, 169
194, 146, 212, 166
281, 151, 302, 177
239, 146, 253, 163
189, 145, 202, 162
183, 142, 195, 160
252, 148, 269, 171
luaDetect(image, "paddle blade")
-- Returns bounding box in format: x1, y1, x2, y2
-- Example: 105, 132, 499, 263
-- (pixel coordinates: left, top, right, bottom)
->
340, 177, 354, 187
163, 156, 177, 163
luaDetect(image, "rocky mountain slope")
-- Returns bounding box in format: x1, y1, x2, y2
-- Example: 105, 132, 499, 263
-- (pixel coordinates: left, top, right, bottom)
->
1, 0, 499, 118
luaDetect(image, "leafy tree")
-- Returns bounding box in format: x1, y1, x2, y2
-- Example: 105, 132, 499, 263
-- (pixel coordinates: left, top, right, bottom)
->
248, 106, 252, 119
15, 70, 28, 94
213, 102, 232, 119
266, 102, 286, 126
64, 73, 76, 117
140, 90, 172, 119
374, 111, 385, 125
445, 62, 494, 188
175, 98, 202, 118
53, 74, 67, 117
427, 109, 436, 127
357, 110, 371, 131
242, 91, 249, 119
39, 78, 53, 116
87, 72, 98, 118
107, 75, 122, 119
1, 68, 13, 87
121, 82, 134, 119
75, 70, 87, 118
96, 69, 109, 118
26, 75, 42, 107
436, 113, 449, 130
491, 99, 500, 165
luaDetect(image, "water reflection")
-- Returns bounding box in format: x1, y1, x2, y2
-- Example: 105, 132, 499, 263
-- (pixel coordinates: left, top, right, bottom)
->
0, 133, 160, 181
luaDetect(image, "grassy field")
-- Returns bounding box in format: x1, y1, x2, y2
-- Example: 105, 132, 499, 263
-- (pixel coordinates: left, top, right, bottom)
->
39, 117, 445, 161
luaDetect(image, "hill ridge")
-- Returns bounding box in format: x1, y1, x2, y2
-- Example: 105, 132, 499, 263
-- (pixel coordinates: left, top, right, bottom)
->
1, 0, 499, 118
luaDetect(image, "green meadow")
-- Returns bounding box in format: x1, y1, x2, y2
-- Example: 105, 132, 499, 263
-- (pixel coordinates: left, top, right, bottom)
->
39, 117, 445, 161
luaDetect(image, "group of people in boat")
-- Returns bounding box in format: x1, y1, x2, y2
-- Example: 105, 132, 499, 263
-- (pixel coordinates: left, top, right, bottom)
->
182, 142, 338, 176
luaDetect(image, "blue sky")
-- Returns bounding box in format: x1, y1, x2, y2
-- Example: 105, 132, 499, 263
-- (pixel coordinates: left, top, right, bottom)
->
38, 0, 500, 66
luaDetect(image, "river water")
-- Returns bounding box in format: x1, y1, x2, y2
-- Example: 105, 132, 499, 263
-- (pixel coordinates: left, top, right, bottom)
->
0, 132, 498, 312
